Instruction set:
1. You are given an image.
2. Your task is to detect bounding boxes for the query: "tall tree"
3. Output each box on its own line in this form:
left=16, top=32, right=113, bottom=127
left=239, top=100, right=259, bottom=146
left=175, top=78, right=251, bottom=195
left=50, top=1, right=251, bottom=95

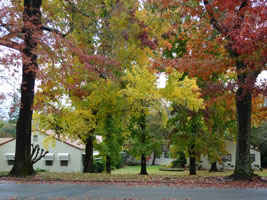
left=122, top=65, right=162, bottom=175
left=148, top=0, right=266, bottom=179
left=202, top=0, right=266, bottom=179
left=7, top=0, right=42, bottom=176
left=0, top=0, right=112, bottom=176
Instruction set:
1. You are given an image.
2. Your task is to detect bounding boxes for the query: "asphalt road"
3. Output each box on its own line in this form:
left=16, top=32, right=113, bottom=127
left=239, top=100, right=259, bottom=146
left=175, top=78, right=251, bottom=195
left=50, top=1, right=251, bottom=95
left=1, top=181, right=267, bottom=200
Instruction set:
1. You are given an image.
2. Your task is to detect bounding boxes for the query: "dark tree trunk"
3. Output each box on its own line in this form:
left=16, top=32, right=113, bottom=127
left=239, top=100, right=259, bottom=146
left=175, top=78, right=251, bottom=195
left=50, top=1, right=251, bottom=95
left=140, top=153, right=148, bottom=175
left=139, top=110, right=148, bottom=175
left=189, top=153, right=196, bottom=175
left=203, top=0, right=258, bottom=180
left=106, top=156, right=111, bottom=174
left=151, top=152, right=156, bottom=166
left=232, top=60, right=254, bottom=179
left=83, top=135, right=94, bottom=173
left=209, top=162, right=218, bottom=172
left=10, top=0, right=42, bottom=176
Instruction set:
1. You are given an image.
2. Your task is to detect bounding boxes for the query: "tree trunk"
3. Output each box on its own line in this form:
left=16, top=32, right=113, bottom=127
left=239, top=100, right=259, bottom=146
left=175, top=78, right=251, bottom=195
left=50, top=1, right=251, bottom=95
left=83, top=135, right=94, bottom=173
left=209, top=162, right=218, bottom=172
left=189, top=153, right=196, bottom=175
left=106, top=156, right=111, bottom=174
left=151, top=152, right=156, bottom=166
left=9, top=0, right=42, bottom=177
left=232, top=60, right=254, bottom=179
left=140, top=153, right=148, bottom=175
left=139, top=109, right=148, bottom=175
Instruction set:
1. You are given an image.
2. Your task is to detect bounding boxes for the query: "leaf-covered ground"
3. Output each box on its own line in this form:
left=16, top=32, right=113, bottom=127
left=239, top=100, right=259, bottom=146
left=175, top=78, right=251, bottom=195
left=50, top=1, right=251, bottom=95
left=1, top=166, right=267, bottom=189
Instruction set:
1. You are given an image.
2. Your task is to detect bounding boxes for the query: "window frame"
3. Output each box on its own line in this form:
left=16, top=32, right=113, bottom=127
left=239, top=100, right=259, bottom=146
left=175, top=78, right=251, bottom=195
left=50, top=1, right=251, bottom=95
left=45, top=160, right=53, bottom=166
left=60, top=160, right=68, bottom=166
left=222, top=154, right=232, bottom=162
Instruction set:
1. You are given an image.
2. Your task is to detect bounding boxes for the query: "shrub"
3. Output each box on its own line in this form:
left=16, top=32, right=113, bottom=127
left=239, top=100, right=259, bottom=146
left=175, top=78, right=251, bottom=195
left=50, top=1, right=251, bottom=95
left=126, top=160, right=140, bottom=166
left=36, top=168, right=48, bottom=172
left=93, top=159, right=105, bottom=173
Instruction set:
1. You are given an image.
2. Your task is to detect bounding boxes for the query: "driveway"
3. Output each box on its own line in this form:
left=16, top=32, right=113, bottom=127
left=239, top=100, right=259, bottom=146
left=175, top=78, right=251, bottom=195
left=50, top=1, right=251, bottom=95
left=1, top=181, right=267, bottom=200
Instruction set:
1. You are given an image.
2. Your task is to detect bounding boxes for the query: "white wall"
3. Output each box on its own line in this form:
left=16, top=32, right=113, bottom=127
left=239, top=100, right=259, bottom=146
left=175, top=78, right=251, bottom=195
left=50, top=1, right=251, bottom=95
left=199, top=139, right=261, bottom=170
left=146, top=139, right=261, bottom=170
left=0, top=139, right=16, bottom=172
left=0, top=133, right=84, bottom=173
left=146, top=152, right=173, bottom=166
left=32, top=133, right=84, bottom=173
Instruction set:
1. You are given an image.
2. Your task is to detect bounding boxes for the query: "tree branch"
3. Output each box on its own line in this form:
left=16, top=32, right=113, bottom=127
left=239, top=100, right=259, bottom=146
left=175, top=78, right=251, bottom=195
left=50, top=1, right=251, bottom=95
left=63, top=0, right=98, bottom=23
left=41, top=26, right=69, bottom=38
left=203, top=0, right=224, bottom=34
left=31, top=144, right=49, bottom=164
left=238, top=0, right=248, bottom=19
left=0, top=38, right=21, bottom=51
left=239, top=0, right=248, bottom=11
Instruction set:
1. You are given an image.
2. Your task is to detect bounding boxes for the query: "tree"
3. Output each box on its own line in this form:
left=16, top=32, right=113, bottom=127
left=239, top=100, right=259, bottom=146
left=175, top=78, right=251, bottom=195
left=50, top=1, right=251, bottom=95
left=147, top=109, right=170, bottom=165
left=0, top=0, right=114, bottom=176
left=148, top=0, right=266, bottom=179
left=121, top=65, right=162, bottom=175
left=162, top=70, right=204, bottom=175
left=4, top=0, right=43, bottom=176
left=202, top=0, right=266, bottom=179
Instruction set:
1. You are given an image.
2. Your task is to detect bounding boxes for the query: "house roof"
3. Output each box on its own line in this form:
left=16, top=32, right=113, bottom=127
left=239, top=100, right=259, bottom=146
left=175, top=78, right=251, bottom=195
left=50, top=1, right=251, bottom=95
left=43, top=130, right=102, bottom=150
left=0, top=138, right=15, bottom=146
left=57, top=135, right=102, bottom=150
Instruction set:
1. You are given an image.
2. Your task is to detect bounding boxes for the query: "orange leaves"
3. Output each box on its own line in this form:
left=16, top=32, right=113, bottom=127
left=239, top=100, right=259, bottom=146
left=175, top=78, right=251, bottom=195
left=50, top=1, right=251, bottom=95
left=251, top=95, right=267, bottom=127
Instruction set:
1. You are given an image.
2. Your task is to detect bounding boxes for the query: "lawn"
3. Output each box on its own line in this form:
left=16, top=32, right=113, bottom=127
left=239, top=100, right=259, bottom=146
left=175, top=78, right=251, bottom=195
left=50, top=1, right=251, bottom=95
left=1, top=166, right=266, bottom=181
left=112, top=165, right=267, bottom=177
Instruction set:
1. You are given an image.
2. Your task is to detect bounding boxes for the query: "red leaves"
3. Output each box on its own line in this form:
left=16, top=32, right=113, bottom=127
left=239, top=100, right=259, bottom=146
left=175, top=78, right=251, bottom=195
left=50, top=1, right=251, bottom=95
left=137, top=30, right=157, bottom=50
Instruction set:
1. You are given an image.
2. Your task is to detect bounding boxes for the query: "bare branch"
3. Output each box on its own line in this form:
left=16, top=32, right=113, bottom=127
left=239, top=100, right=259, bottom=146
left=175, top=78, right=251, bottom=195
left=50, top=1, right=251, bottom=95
left=31, top=144, right=49, bottom=164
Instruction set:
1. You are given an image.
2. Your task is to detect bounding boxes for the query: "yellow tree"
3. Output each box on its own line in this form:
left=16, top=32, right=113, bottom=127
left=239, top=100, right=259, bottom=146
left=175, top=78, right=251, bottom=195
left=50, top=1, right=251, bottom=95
left=122, top=66, right=203, bottom=175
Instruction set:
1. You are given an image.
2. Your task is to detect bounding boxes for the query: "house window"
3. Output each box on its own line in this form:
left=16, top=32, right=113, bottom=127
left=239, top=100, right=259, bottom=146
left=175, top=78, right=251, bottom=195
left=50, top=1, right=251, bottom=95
left=250, top=154, right=255, bottom=162
left=45, top=160, right=53, bottom=166
left=8, top=160, right=14, bottom=166
left=164, top=152, right=169, bottom=158
left=60, top=160, right=68, bottom=166
left=33, top=135, right=38, bottom=142
left=162, top=144, right=169, bottom=152
left=222, top=154, right=231, bottom=162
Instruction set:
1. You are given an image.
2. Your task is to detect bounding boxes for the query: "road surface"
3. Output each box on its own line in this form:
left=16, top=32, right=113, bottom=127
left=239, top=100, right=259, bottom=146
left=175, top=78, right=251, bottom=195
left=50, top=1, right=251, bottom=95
left=1, top=181, right=267, bottom=200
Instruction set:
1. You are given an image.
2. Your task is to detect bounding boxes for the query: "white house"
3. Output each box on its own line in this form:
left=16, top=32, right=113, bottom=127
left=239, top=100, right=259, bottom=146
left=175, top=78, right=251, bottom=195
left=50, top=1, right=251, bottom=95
left=146, top=138, right=261, bottom=170
left=200, top=138, right=261, bottom=170
left=0, top=132, right=99, bottom=173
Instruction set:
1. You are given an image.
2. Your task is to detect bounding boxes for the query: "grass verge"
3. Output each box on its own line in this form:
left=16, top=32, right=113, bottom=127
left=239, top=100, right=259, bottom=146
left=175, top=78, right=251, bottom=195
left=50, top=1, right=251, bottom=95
left=0, top=166, right=266, bottom=182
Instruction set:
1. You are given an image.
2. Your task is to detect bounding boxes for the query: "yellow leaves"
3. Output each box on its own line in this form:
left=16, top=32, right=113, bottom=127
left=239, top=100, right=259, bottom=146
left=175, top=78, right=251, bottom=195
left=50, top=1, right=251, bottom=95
left=64, top=109, right=96, bottom=139
left=122, top=65, right=161, bottom=108
left=251, top=95, right=267, bottom=127
left=162, top=70, right=204, bottom=112
left=43, top=134, right=57, bottom=150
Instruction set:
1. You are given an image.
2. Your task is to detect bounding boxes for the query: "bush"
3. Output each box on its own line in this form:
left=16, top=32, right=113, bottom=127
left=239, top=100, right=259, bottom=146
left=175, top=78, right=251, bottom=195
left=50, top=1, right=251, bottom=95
left=112, top=153, right=124, bottom=169
left=36, top=168, right=48, bottom=172
left=125, top=160, right=140, bottom=166
left=171, top=152, right=187, bottom=168
left=93, top=159, right=105, bottom=173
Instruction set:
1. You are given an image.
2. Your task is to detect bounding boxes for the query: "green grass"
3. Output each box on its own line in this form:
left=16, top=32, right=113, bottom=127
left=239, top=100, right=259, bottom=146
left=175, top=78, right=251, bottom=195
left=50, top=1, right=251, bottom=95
left=0, top=171, right=8, bottom=176
left=112, top=165, right=232, bottom=176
